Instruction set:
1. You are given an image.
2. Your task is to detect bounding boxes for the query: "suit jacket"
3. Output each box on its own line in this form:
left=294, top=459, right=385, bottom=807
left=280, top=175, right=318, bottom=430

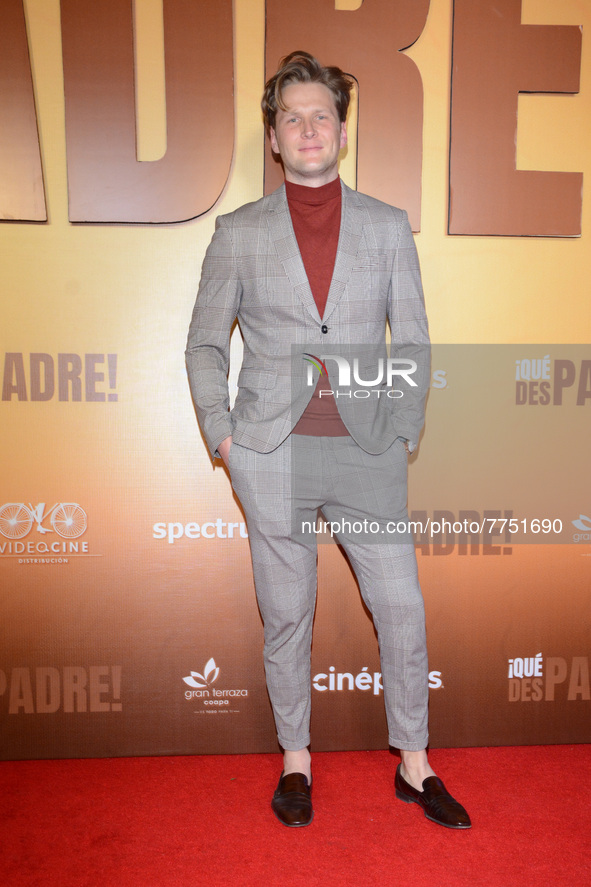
left=186, top=180, right=430, bottom=458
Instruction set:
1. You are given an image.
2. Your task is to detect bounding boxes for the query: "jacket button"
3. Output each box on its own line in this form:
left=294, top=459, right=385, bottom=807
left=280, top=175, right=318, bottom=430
left=321, top=324, right=328, bottom=334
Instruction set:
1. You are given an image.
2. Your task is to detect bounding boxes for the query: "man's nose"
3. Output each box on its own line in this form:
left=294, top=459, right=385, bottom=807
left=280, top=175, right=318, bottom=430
left=301, top=118, right=317, bottom=137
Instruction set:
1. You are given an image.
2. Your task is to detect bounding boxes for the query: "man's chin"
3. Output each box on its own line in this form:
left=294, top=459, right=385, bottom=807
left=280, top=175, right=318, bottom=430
left=290, top=162, right=337, bottom=181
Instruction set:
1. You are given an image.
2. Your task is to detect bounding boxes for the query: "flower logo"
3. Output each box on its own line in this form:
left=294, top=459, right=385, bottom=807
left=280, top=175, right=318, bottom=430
left=183, top=658, right=220, bottom=689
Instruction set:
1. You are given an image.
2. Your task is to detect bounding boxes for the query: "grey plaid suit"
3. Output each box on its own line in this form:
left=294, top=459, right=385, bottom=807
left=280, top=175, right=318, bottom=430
left=186, top=180, right=431, bottom=751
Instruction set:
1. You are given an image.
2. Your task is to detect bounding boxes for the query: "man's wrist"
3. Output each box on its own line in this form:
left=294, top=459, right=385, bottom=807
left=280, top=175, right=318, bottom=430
left=216, top=436, right=233, bottom=466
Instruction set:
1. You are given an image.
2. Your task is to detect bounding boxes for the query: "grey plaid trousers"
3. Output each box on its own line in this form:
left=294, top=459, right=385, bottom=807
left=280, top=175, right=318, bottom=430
left=228, top=433, right=429, bottom=752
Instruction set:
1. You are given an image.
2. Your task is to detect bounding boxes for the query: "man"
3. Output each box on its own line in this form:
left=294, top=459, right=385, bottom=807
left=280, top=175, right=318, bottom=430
left=186, top=51, right=470, bottom=829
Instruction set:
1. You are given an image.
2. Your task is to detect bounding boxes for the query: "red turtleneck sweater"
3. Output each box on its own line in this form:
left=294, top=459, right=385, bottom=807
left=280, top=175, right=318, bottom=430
left=286, top=178, right=349, bottom=436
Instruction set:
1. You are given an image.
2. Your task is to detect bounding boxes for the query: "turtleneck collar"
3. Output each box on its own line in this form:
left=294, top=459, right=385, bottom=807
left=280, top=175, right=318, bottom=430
left=285, top=176, right=341, bottom=205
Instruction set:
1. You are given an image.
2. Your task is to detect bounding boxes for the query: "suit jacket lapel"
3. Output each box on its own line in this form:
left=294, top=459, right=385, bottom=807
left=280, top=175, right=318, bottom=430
left=265, top=185, right=321, bottom=324
left=323, top=181, right=364, bottom=323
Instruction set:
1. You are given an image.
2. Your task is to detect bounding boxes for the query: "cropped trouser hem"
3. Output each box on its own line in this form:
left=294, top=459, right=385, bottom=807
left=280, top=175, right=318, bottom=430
left=388, top=734, right=429, bottom=752
left=277, top=735, right=312, bottom=752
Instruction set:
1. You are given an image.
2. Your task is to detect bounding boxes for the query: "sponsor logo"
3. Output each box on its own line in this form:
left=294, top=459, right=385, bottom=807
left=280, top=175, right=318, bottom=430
left=0, top=501, right=93, bottom=562
left=312, top=666, right=442, bottom=695
left=153, top=519, right=248, bottom=544
left=508, top=655, right=590, bottom=702
left=515, top=354, right=591, bottom=406
left=0, top=666, right=122, bottom=713
left=572, top=514, right=591, bottom=543
left=183, top=657, right=220, bottom=689
left=183, top=658, right=249, bottom=714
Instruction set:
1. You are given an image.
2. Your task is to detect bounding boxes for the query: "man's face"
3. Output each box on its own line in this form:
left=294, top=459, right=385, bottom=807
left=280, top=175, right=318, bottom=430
left=270, top=82, right=347, bottom=187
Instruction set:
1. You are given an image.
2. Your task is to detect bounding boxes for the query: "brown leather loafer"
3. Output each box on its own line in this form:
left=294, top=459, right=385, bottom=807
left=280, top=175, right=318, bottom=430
left=395, top=764, right=471, bottom=829
left=271, top=772, right=313, bottom=827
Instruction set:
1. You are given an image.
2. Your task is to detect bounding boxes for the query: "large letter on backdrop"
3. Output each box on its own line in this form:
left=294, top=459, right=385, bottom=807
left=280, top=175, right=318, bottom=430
left=61, top=0, right=233, bottom=223
left=265, top=0, right=429, bottom=231
left=449, top=0, right=583, bottom=236
left=0, top=0, right=46, bottom=221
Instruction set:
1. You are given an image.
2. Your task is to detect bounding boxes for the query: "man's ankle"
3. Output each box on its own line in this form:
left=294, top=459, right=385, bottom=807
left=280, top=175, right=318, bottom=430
left=283, top=748, right=312, bottom=781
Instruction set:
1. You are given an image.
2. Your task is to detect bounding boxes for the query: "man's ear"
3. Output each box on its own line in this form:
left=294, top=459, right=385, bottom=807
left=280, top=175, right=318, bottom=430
left=340, top=122, right=347, bottom=150
left=270, top=127, right=279, bottom=155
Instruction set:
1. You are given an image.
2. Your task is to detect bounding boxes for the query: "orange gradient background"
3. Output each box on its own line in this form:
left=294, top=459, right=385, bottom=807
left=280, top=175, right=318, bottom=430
left=0, top=0, right=589, bottom=759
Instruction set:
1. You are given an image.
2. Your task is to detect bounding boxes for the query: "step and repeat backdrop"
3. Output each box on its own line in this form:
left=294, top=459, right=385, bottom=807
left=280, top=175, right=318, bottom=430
left=1, top=0, right=590, bottom=760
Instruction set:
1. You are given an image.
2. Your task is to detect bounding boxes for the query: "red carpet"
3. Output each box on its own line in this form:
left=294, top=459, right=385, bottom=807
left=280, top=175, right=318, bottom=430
left=1, top=745, right=589, bottom=887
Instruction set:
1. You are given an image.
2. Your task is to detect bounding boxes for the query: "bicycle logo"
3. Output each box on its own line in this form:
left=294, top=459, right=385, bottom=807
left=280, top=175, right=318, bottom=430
left=0, top=503, right=87, bottom=540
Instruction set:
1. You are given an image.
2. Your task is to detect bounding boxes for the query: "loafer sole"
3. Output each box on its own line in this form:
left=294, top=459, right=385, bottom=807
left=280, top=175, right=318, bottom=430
left=271, top=806, right=314, bottom=828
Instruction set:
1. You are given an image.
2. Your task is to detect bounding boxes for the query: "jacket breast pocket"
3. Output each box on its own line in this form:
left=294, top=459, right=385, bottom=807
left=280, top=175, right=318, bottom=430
left=351, top=253, right=390, bottom=272
left=349, top=253, right=391, bottom=302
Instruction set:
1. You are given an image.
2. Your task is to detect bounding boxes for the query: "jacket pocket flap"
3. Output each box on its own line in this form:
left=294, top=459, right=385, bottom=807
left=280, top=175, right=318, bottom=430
left=237, top=367, right=276, bottom=390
